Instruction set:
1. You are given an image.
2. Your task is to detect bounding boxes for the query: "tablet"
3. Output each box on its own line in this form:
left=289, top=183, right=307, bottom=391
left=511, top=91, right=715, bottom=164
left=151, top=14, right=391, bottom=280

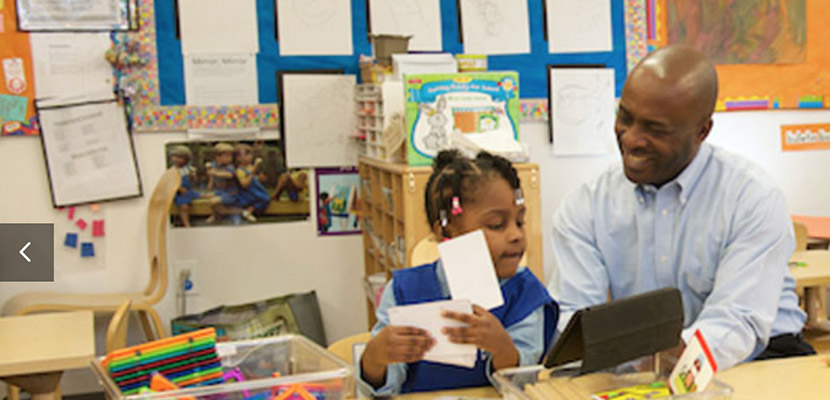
left=543, top=287, right=684, bottom=374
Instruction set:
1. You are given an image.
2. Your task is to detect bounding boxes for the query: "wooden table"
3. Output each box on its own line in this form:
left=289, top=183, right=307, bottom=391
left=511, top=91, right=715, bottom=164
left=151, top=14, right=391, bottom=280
left=0, top=311, right=95, bottom=400
left=392, top=355, right=830, bottom=400
left=718, top=355, right=830, bottom=400
left=790, top=250, right=830, bottom=331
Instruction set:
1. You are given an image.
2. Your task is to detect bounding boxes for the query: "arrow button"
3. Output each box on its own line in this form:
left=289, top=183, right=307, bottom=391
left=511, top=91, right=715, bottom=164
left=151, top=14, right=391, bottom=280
left=20, top=242, right=31, bottom=262
left=0, top=223, right=53, bottom=281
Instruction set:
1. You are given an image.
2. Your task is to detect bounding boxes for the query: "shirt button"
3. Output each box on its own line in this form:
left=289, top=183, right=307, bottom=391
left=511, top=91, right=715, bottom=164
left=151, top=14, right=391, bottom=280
left=662, top=209, right=668, bottom=216
left=638, top=197, right=644, bottom=204
left=660, top=256, right=668, bottom=263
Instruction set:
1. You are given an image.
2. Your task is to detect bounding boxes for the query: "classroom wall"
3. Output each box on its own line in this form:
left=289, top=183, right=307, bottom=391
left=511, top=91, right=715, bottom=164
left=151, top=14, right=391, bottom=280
left=0, top=110, right=828, bottom=395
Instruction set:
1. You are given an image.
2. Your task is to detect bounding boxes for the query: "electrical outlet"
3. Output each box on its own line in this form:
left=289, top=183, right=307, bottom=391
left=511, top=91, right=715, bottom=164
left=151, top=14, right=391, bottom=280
left=174, top=259, right=199, bottom=296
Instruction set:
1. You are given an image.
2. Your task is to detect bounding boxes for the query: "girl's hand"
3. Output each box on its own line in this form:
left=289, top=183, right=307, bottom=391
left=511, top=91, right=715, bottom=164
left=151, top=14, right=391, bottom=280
left=363, top=326, right=434, bottom=366
left=360, top=326, right=433, bottom=388
left=442, top=304, right=519, bottom=370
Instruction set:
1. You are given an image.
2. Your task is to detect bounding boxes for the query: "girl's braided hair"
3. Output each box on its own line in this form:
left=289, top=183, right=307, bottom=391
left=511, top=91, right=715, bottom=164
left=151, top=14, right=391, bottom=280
left=424, top=150, right=521, bottom=234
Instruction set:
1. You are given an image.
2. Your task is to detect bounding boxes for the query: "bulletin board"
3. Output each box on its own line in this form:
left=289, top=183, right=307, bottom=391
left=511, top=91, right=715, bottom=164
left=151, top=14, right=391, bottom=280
left=129, top=0, right=636, bottom=131
left=0, top=1, right=39, bottom=136
left=645, top=0, right=829, bottom=111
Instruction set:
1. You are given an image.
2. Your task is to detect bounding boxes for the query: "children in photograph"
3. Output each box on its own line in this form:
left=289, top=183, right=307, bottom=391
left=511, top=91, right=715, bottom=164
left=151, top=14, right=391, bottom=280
left=318, top=192, right=333, bottom=232
left=273, top=170, right=308, bottom=202
left=358, top=150, right=559, bottom=395
left=169, top=145, right=201, bottom=227
left=205, top=142, right=238, bottom=224
left=234, top=143, right=270, bottom=222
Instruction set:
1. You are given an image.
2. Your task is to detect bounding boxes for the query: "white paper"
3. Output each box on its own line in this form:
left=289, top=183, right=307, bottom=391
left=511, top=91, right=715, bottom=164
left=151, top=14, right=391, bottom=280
left=282, top=74, right=358, bottom=167
left=277, top=0, right=353, bottom=56
left=547, top=0, right=613, bottom=54
left=179, top=0, right=259, bottom=54
left=550, top=68, right=616, bottom=156
left=369, top=0, right=443, bottom=51
left=29, top=33, right=114, bottom=100
left=184, top=54, right=259, bottom=106
left=388, top=299, right=477, bottom=368
left=438, top=230, right=504, bottom=310
left=17, top=0, right=128, bottom=30
left=38, top=100, right=141, bottom=206
left=459, top=0, right=530, bottom=55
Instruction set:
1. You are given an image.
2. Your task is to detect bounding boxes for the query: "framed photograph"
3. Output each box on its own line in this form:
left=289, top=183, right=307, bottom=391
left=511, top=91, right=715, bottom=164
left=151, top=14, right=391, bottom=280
left=165, top=140, right=311, bottom=228
left=16, top=0, right=133, bottom=31
left=37, top=98, right=142, bottom=207
left=315, top=167, right=360, bottom=236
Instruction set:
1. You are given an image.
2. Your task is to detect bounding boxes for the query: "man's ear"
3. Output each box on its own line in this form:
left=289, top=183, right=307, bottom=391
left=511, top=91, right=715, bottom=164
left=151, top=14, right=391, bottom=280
left=698, top=118, right=713, bottom=143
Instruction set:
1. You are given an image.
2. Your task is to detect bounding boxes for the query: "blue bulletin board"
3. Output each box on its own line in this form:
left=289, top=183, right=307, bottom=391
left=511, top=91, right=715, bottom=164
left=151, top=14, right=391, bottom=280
left=139, top=0, right=630, bottom=130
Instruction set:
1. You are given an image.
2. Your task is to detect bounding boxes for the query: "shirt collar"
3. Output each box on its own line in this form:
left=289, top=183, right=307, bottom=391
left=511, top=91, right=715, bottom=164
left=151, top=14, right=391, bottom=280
left=633, top=142, right=712, bottom=205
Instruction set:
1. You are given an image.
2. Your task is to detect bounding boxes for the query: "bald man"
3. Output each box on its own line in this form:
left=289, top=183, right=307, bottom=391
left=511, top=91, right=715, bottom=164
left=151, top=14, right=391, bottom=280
left=549, top=46, right=813, bottom=370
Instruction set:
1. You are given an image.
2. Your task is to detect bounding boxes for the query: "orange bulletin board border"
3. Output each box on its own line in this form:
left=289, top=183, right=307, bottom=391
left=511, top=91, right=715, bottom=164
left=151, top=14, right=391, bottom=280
left=647, top=0, right=829, bottom=112
left=0, top=0, right=39, bottom=135
left=780, top=123, right=830, bottom=152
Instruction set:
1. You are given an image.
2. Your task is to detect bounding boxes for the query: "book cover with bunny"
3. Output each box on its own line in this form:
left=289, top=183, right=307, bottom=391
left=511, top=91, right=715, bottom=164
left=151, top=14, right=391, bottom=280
left=404, top=72, right=520, bottom=166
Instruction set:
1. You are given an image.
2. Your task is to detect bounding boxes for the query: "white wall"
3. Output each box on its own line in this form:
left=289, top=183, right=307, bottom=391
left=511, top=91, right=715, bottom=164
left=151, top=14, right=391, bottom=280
left=0, top=110, right=828, bottom=395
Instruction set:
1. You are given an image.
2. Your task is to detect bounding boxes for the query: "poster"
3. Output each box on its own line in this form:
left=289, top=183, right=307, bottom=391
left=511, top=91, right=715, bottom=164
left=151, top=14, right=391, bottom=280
left=404, top=72, right=520, bottom=166
left=165, top=140, right=310, bottom=228
left=315, top=167, right=360, bottom=236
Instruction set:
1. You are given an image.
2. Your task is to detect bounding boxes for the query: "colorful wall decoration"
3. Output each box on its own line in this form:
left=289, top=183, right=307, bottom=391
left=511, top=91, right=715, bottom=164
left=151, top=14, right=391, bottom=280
left=645, top=0, right=828, bottom=111
left=0, top=1, right=39, bottom=136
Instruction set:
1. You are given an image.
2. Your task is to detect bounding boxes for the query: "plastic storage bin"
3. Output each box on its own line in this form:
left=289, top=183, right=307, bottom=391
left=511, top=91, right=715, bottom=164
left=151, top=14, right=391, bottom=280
left=91, top=335, right=352, bottom=400
left=494, top=355, right=732, bottom=400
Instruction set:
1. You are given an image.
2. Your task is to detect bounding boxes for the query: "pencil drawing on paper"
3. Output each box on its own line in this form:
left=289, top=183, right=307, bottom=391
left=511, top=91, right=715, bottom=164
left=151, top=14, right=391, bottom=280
left=554, top=73, right=612, bottom=135
left=469, top=0, right=503, bottom=36
left=292, top=79, right=353, bottom=149
left=289, top=0, right=336, bottom=27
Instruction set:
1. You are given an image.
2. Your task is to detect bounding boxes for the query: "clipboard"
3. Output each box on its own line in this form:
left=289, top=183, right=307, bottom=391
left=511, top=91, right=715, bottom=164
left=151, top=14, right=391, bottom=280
left=543, top=287, right=684, bottom=374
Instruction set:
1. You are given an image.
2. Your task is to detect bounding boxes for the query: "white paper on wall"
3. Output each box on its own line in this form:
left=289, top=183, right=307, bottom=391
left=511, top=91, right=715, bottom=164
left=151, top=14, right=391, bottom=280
left=277, top=0, right=353, bottom=56
left=459, top=0, right=530, bottom=55
left=550, top=68, right=616, bottom=156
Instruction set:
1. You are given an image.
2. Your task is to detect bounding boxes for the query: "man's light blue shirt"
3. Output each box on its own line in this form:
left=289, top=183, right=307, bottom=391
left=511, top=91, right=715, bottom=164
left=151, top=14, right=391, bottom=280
left=549, top=143, right=806, bottom=370
left=357, top=261, right=545, bottom=396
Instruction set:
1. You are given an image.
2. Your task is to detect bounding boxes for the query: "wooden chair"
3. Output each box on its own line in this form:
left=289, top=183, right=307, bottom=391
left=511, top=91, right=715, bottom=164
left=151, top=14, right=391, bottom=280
left=2, top=167, right=180, bottom=340
left=794, top=220, right=809, bottom=252
left=327, top=332, right=372, bottom=365
left=327, top=332, right=372, bottom=398
left=106, top=300, right=132, bottom=353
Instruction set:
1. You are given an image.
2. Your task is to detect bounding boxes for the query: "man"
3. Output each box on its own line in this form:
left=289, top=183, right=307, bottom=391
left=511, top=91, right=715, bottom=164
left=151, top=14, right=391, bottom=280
left=549, top=45, right=813, bottom=370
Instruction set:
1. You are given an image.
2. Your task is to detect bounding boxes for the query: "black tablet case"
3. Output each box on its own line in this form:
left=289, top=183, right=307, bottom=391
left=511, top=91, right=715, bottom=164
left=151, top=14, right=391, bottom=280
left=543, top=287, right=684, bottom=374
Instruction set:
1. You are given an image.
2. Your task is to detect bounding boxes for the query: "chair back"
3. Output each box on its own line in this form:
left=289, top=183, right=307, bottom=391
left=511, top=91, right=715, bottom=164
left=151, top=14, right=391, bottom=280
left=106, top=300, right=132, bottom=353
left=143, top=167, right=181, bottom=303
left=327, top=332, right=372, bottom=365
left=794, top=220, right=808, bottom=252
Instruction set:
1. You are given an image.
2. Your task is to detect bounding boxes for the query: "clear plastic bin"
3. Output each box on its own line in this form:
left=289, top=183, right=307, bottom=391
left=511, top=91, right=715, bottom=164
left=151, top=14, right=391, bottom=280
left=91, top=335, right=352, bottom=400
left=494, top=355, right=732, bottom=400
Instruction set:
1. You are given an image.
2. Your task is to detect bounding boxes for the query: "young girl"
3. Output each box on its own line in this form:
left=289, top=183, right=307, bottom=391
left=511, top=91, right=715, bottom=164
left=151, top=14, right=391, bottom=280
left=359, top=150, right=559, bottom=395
left=205, top=142, right=238, bottom=224
left=234, top=144, right=270, bottom=222
left=169, top=145, right=201, bottom=227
